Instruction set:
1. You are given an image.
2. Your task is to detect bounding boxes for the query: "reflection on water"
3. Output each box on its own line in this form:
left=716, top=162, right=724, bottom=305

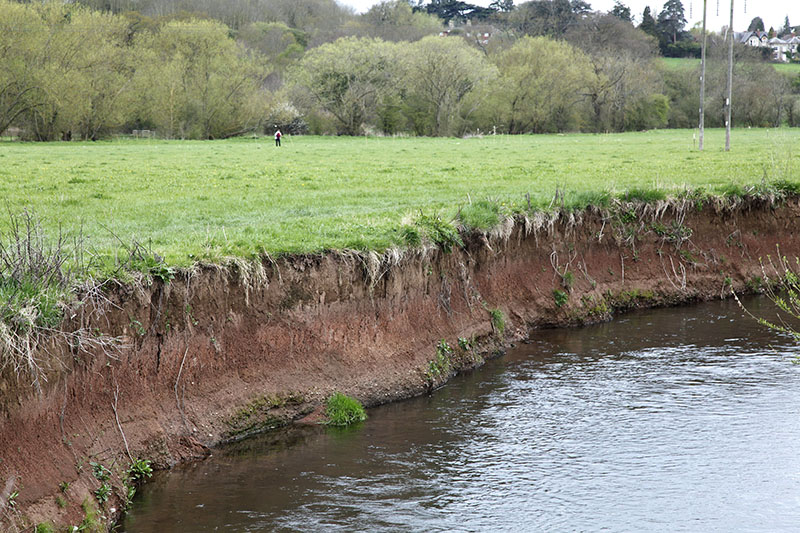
left=123, top=297, right=800, bottom=532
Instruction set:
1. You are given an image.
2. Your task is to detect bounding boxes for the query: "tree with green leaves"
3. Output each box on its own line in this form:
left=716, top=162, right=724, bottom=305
left=657, top=0, right=687, bottom=45
left=639, top=6, right=658, bottom=38
left=568, top=13, right=665, bottom=132
left=610, top=1, right=632, bottom=23
left=401, top=35, right=495, bottom=136
left=292, top=37, right=399, bottom=135
left=490, top=36, right=594, bottom=133
left=747, top=16, right=764, bottom=32
left=0, top=0, right=49, bottom=136
left=420, top=0, right=494, bottom=24
left=489, top=0, right=514, bottom=12
left=509, top=0, right=590, bottom=37
left=133, top=19, right=267, bottom=139
left=360, top=0, right=442, bottom=42
left=781, top=16, right=792, bottom=36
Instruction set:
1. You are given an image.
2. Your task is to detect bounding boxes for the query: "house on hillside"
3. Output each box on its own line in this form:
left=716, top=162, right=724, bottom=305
left=738, top=30, right=769, bottom=47
left=736, top=31, right=799, bottom=62
left=439, top=25, right=493, bottom=45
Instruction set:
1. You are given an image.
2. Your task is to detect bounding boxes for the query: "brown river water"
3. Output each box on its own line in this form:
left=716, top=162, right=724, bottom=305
left=122, top=296, right=800, bottom=532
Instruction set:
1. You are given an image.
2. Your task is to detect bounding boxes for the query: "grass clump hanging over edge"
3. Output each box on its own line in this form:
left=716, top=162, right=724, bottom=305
left=458, top=200, right=502, bottom=232
left=324, top=392, right=367, bottom=426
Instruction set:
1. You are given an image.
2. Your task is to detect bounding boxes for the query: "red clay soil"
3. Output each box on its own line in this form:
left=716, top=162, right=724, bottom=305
left=2, top=198, right=800, bottom=530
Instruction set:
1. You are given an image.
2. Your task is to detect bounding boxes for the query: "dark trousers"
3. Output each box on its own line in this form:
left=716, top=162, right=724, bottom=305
left=275, top=138, right=281, bottom=146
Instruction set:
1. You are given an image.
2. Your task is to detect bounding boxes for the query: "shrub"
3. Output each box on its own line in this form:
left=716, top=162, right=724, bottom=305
left=324, top=392, right=367, bottom=426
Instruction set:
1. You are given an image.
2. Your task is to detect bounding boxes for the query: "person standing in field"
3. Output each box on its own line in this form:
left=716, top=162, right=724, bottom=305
left=274, top=129, right=281, bottom=147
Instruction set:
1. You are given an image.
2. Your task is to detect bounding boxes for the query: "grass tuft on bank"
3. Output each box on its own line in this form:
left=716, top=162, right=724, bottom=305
left=324, top=392, right=367, bottom=426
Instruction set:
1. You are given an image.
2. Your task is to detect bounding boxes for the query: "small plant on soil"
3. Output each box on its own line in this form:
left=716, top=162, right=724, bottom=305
left=35, top=522, right=54, bottom=533
left=90, top=462, right=110, bottom=482
left=553, top=289, right=568, bottom=308
left=7, top=489, right=18, bottom=509
left=562, top=270, right=574, bottom=291
left=126, top=458, right=153, bottom=483
left=76, top=498, right=104, bottom=533
left=458, top=337, right=471, bottom=351
left=94, top=482, right=111, bottom=505
left=122, top=458, right=153, bottom=504
left=489, top=308, right=505, bottom=337
left=324, top=392, right=367, bottom=426
left=428, top=340, right=453, bottom=379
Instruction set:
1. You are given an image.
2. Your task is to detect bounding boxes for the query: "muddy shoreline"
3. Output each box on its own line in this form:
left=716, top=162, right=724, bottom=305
left=3, top=197, right=800, bottom=530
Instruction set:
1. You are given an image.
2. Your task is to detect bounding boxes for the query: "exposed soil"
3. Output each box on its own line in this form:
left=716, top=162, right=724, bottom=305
left=2, top=197, right=800, bottom=530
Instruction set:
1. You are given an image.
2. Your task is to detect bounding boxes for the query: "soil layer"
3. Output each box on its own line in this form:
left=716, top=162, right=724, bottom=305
left=2, top=197, right=800, bottom=530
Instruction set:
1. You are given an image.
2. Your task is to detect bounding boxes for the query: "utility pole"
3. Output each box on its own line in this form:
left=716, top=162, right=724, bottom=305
left=725, top=0, right=734, bottom=151
left=699, top=0, right=708, bottom=151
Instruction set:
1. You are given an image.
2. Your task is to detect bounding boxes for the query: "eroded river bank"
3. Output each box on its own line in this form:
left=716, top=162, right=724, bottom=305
left=122, top=296, right=800, bottom=532
left=4, top=196, right=800, bottom=529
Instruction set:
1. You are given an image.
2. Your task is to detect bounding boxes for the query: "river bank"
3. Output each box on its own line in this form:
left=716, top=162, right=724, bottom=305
left=3, top=194, right=800, bottom=530
left=121, top=296, right=800, bottom=532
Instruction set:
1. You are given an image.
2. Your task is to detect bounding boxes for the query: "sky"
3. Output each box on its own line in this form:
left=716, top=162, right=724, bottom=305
left=339, top=0, right=800, bottom=34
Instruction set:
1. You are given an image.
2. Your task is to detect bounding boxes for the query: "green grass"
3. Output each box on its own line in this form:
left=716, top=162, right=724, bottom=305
left=0, top=129, right=798, bottom=266
left=773, top=62, right=800, bottom=74
left=661, top=57, right=701, bottom=71
left=324, top=392, right=367, bottom=426
left=661, top=57, right=800, bottom=75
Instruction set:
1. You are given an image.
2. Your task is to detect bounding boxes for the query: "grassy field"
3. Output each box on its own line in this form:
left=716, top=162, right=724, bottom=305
left=0, top=129, right=798, bottom=266
left=661, top=57, right=800, bottom=75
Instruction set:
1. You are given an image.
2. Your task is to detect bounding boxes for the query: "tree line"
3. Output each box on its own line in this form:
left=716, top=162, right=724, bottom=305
left=0, top=0, right=797, bottom=140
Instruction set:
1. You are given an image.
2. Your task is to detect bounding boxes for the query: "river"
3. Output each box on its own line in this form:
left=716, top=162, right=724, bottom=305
left=122, top=296, right=800, bottom=532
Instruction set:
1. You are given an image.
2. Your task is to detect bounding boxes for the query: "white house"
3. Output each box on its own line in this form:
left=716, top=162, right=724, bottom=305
left=736, top=31, right=798, bottom=62
left=738, top=30, right=769, bottom=47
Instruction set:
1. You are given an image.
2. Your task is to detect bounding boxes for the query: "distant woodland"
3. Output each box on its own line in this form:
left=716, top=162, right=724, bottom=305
left=1, top=0, right=798, bottom=139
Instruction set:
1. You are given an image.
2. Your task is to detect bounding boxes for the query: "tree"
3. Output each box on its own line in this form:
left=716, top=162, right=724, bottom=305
left=781, top=16, right=792, bottom=36
left=610, top=1, right=632, bottom=23
left=292, top=37, right=399, bottom=135
left=134, top=19, right=267, bottom=139
left=639, top=6, right=658, bottom=38
left=747, top=16, right=764, bottom=32
left=421, top=0, right=494, bottom=24
left=657, top=0, right=687, bottom=45
left=489, top=0, right=514, bottom=12
left=401, top=35, right=495, bottom=136
left=567, top=13, right=665, bottom=132
left=238, top=22, right=306, bottom=69
left=509, top=0, right=590, bottom=37
left=359, top=0, right=442, bottom=42
left=15, top=3, right=139, bottom=140
left=490, top=36, right=594, bottom=133
left=0, top=0, right=49, bottom=135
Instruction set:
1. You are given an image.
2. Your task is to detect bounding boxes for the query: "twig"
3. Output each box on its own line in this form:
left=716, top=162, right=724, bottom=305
left=175, top=345, right=190, bottom=432
left=112, top=375, right=133, bottom=462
